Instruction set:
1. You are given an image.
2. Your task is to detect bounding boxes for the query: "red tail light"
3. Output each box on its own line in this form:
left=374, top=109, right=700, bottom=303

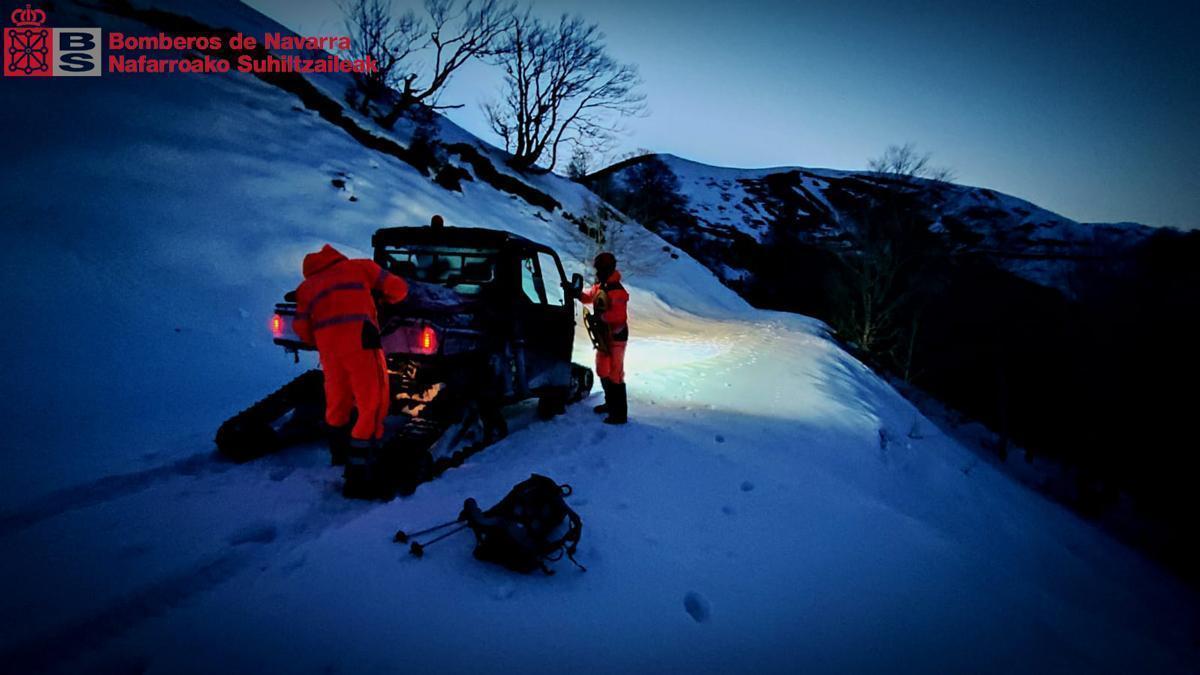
left=417, top=325, right=438, bottom=354
left=271, top=314, right=283, bottom=337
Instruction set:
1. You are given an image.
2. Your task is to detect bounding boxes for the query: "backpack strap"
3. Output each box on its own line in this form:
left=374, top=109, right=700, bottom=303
left=562, top=507, right=586, bottom=572
left=556, top=483, right=587, bottom=572
left=534, top=483, right=587, bottom=572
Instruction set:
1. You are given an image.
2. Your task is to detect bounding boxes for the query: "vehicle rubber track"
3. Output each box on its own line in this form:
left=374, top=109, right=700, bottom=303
left=342, top=401, right=503, bottom=500
left=345, top=364, right=593, bottom=500
left=215, top=370, right=325, bottom=462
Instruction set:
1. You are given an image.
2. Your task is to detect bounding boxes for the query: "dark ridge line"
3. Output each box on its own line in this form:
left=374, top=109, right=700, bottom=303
left=91, top=0, right=432, bottom=169
left=444, top=143, right=561, bottom=212
left=584, top=152, right=658, bottom=181
left=91, top=0, right=561, bottom=213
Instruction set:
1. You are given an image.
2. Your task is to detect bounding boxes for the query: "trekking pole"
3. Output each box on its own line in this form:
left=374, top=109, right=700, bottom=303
left=408, top=523, right=470, bottom=558
left=393, top=518, right=463, bottom=544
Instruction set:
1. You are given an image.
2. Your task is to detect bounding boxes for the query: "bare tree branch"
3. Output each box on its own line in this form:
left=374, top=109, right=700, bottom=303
left=339, top=0, right=424, bottom=113
left=342, top=0, right=514, bottom=124
left=484, top=12, right=645, bottom=172
left=868, top=142, right=957, bottom=186
left=407, top=0, right=515, bottom=106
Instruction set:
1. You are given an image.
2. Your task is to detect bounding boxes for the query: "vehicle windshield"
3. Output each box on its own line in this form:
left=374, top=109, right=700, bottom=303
left=380, top=246, right=498, bottom=295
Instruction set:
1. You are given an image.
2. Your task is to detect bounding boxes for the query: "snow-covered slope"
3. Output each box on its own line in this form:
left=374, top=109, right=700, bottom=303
left=0, top=1, right=1196, bottom=672
left=594, top=154, right=1157, bottom=293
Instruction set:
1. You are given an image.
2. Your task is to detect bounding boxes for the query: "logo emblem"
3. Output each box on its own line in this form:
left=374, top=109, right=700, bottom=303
left=5, top=4, right=50, bottom=76
left=4, top=4, right=101, bottom=77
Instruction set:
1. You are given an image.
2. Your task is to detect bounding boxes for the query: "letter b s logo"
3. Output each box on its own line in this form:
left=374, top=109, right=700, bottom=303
left=53, top=28, right=101, bottom=76
left=60, top=31, right=94, bottom=51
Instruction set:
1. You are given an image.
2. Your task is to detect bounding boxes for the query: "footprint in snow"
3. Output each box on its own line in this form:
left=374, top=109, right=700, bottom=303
left=228, top=522, right=278, bottom=546
left=683, top=592, right=711, bottom=623
left=740, top=480, right=755, bottom=492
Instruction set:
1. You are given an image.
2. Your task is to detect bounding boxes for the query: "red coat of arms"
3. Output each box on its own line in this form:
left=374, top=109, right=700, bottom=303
left=4, top=4, right=51, bottom=77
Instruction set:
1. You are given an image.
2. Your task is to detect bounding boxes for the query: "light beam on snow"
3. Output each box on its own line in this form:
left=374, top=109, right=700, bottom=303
left=575, top=306, right=872, bottom=429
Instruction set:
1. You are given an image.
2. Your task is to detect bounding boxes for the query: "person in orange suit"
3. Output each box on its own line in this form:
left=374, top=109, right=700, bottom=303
left=293, top=244, right=408, bottom=458
left=578, top=251, right=629, bottom=424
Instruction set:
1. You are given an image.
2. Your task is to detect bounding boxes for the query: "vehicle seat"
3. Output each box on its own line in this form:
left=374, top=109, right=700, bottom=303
left=393, top=260, right=417, bottom=278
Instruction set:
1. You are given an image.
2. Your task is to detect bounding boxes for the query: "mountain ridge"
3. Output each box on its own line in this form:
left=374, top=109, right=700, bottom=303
left=587, top=152, right=1161, bottom=295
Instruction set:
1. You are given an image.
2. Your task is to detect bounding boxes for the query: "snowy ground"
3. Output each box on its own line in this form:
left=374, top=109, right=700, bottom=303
left=0, top=1, right=1197, bottom=672
left=3, top=307, right=1196, bottom=673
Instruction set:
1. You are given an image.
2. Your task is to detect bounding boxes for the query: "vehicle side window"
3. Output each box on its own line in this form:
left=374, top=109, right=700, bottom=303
left=520, top=255, right=546, bottom=304
left=537, top=252, right=566, bottom=306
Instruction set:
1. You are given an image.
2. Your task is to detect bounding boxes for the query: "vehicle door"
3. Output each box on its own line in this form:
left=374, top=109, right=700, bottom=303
left=511, top=246, right=573, bottom=394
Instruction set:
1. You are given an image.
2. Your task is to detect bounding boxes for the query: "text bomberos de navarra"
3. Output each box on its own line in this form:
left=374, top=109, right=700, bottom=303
left=107, top=32, right=378, bottom=74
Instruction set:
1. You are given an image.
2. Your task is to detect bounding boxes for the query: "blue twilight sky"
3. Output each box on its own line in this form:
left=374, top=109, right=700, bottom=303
left=245, top=0, right=1199, bottom=229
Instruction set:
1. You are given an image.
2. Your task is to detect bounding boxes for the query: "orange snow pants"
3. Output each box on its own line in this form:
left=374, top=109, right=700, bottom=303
left=596, top=341, right=627, bottom=384
left=321, top=347, right=390, bottom=441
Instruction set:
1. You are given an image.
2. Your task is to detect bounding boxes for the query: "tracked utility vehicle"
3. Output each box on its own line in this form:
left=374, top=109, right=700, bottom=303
left=216, top=221, right=593, bottom=498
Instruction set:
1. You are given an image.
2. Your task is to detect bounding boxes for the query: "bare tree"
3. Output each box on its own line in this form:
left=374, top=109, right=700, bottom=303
left=484, top=13, right=645, bottom=171
left=576, top=198, right=646, bottom=279
left=832, top=144, right=951, bottom=378
left=834, top=230, right=914, bottom=355
left=592, top=154, right=685, bottom=228
left=342, top=0, right=514, bottom=122
left=566, top=145, right=591, bottom=180
left=383, top=0, right=515, bottom=123
left=868, top=142, right=956, bottom=185
left=340, top=0, right=424, bottom=113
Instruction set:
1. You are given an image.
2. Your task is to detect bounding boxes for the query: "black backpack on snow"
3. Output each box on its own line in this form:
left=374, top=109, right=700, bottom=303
left=460, top=474, right=585, bottom=575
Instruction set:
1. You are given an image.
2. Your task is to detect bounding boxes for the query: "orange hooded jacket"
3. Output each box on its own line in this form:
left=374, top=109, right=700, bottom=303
left=579, top=270, right=629, bottom=341
left=293, top=245, right=408, bottom=354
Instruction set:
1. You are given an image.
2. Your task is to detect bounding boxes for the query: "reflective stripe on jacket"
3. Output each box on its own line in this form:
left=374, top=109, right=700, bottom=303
left=293, top=244, right=408, bottom=354
left=579, top=270, right=629, bottom=342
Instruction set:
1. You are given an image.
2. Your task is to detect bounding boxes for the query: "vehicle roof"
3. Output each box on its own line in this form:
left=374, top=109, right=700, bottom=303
left=372, top=225, right=541, bottom=250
